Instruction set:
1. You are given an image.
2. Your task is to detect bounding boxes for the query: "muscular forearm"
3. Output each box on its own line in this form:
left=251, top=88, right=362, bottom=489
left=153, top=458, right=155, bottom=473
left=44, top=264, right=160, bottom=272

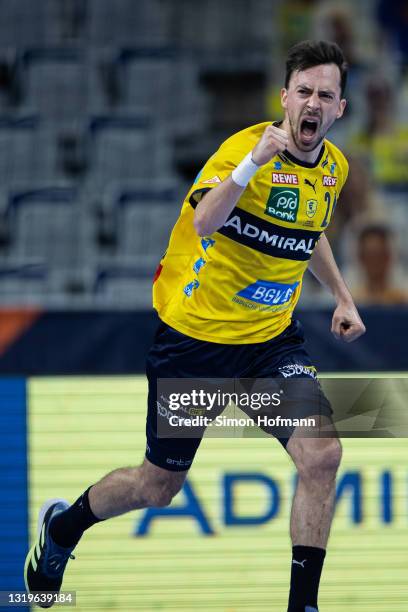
left=309, top=233, right=353, bottom=304
left=193, top=176, right=245, bottom=237
left=309, top=233, right=365, bottom=341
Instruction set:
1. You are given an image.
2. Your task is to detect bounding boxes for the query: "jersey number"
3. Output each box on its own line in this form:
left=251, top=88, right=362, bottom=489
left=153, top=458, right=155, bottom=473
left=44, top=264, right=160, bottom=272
left=321, top=191, right=337, bottom=228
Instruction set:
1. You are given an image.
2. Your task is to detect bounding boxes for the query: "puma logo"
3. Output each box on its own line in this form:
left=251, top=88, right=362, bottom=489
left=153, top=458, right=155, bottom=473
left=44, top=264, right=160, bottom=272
left=304, top=178, right=317, bottom=193
left=292, top=558, right=307, bottom=568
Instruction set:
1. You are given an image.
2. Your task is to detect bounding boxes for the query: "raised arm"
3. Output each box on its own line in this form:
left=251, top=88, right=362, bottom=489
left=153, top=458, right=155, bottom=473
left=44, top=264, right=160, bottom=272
left=193, top=125, right=288, bottom=236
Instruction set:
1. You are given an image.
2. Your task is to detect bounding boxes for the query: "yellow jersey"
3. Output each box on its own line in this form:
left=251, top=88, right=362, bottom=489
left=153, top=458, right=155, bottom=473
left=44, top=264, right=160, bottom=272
left=153, top=121, right=349, bottom=344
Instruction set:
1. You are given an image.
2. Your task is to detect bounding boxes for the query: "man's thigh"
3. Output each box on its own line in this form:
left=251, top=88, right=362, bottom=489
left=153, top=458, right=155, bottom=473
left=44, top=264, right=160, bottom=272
left=243, top=320, right=333, bottom=447
left=144, top=320, right=246, bottom=472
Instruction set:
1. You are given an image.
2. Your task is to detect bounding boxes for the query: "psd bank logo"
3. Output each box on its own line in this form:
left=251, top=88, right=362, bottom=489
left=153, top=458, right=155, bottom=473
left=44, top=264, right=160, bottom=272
left=265, top=187, right=300, bottom=223
left=135, top=470, right=399, bottom=536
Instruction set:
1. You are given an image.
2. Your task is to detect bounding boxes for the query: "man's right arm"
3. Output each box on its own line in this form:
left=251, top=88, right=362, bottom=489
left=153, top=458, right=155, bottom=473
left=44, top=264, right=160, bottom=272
left=193, top=176, right=245, bottom=237
left=193, top=124, right=289, bottom=237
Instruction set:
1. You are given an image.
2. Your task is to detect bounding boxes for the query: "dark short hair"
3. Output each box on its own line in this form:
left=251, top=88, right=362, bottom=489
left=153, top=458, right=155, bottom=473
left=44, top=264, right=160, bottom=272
left=285, top=40, right=348, bottom=96
left=359, top=224, right=393, bottom=243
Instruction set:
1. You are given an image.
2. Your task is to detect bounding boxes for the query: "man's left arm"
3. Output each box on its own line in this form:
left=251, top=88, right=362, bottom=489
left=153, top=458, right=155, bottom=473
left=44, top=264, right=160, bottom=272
left=309, top=233, right=366, bottom=342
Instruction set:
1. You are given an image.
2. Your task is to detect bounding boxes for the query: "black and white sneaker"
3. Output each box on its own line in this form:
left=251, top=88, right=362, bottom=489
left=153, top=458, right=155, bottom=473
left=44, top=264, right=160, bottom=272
left=24, top=499, right=76, bottom=608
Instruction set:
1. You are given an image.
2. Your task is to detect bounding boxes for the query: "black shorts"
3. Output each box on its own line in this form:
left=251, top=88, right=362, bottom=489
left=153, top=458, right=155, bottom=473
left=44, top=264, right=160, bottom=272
left=145, top=319, right=332, bottom=471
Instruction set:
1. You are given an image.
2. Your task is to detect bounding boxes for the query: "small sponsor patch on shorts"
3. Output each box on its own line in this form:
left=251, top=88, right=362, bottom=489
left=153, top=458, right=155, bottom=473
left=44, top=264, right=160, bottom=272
left=166, top=457, right=193, bottom=467
left=278, top=364, right=317, bottom=378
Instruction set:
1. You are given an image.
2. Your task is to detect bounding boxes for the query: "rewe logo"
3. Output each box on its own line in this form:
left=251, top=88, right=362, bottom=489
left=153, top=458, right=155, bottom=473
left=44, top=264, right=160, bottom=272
left=265, top=187, right=300, bottom=223
left=323, top=175, right=337, bottom=186
left=272, top=172, right=299, bottom=185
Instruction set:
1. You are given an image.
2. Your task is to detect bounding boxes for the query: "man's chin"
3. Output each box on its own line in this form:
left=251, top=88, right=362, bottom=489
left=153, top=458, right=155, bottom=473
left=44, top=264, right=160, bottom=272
left=296, top=134, right=323, bottom=152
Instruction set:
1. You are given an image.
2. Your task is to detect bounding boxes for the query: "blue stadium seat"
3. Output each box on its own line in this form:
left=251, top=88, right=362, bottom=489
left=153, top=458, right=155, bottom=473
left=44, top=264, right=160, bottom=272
left=86, top=115, right=171, bottom=185
left=90, top=184, right=182, bottom=306
left=0, top=0, right=61, bottom=46
left=88, top=0, right=171, bottom=46
left=114, top=47, right=176, bottom=108
left=108, top=48, right=204, bottom=134
left=0, top=262, right=48, bottom=300
left=0, top=115, right=56, bottom=184
left=93, top=263, right=154, bottom=306
left=20, top=48, right=87, bottom=119
left=172, top=0, right=274, bottom=52
left=5, top=186, right=83, bottom=267
left=113, top=184, right=180, bottom=261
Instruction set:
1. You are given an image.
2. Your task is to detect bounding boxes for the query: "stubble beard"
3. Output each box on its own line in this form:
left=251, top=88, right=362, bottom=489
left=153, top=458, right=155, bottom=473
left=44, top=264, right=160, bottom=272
left=287, top=112, right=325, bottom=153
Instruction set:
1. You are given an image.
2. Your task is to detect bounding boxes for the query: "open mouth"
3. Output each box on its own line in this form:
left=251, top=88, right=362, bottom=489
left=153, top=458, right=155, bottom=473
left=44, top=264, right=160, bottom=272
left=300, top=117, right=319, bottom=141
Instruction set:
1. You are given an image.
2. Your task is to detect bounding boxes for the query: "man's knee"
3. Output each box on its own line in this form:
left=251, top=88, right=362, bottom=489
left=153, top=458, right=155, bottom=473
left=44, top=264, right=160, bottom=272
left=138, top=461, right=186, bottom=508
left=291, top=437, right=342, bottom=482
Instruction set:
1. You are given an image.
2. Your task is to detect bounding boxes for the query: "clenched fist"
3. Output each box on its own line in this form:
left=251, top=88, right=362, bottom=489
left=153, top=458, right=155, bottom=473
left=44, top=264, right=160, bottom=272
left=331, top=301, right=366, bottom=343
left=252, top=124, right=289, bottom=166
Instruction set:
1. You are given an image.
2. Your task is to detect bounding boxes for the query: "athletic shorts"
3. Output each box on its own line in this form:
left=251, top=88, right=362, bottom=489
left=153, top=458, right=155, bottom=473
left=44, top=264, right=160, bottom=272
left=145, top=318, right=332, bottom=471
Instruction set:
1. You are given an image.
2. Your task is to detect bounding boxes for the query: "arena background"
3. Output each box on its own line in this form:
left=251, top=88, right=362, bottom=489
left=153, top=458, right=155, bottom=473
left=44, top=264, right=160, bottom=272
left=0, top=1, right=407, bottom=611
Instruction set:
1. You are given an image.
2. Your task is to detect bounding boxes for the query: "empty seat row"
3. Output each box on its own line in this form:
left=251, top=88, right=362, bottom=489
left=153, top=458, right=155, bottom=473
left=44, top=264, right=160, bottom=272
left=0, top=114, right=172, bottom=183
left=172, top=0, right=275, bottom=52
left=0, top=183, right=181, bottom=267
left=0, top=0, right=74, bottom=46
left=0, top=47, right=204, bottom=127
left=86, top=0, right=172, bottom=46
left=0, top=0, right=273, bottom=48
left=0, top=0, right=170, bottom=46
left=0, top=260, right=156, bottom=307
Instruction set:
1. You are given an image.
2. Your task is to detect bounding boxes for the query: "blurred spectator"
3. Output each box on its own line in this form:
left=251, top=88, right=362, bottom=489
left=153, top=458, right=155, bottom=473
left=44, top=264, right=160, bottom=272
left=301, top=158, right=384, bottom=306
left=348, top=74, right=408, bottom=187
left=266, top=0, right=318, bottom=121
left=349, top=224, right=408, bottom=305
left=315, top=4, right=361, bottom=69
left=325, top=156, right=384, bottom=259
left=278, top=0, right=319, bottom=51
left=376, top=0, right=408, bottom=74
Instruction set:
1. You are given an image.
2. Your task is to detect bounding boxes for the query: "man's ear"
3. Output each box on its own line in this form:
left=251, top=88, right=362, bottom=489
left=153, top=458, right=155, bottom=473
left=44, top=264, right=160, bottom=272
left=281, top=88, right=288, bottom=109
left=337, top=98, right=347, bottom=119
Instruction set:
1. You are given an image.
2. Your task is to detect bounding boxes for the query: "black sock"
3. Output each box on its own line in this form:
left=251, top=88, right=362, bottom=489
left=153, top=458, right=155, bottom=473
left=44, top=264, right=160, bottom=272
left=49, top=486, right=103, bottom=548
left=287, top=545, right=326, bottom=612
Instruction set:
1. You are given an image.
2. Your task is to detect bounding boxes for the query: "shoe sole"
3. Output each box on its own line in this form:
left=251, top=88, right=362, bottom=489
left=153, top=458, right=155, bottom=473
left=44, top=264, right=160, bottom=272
left=24, top=498, right=69, bottom=596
